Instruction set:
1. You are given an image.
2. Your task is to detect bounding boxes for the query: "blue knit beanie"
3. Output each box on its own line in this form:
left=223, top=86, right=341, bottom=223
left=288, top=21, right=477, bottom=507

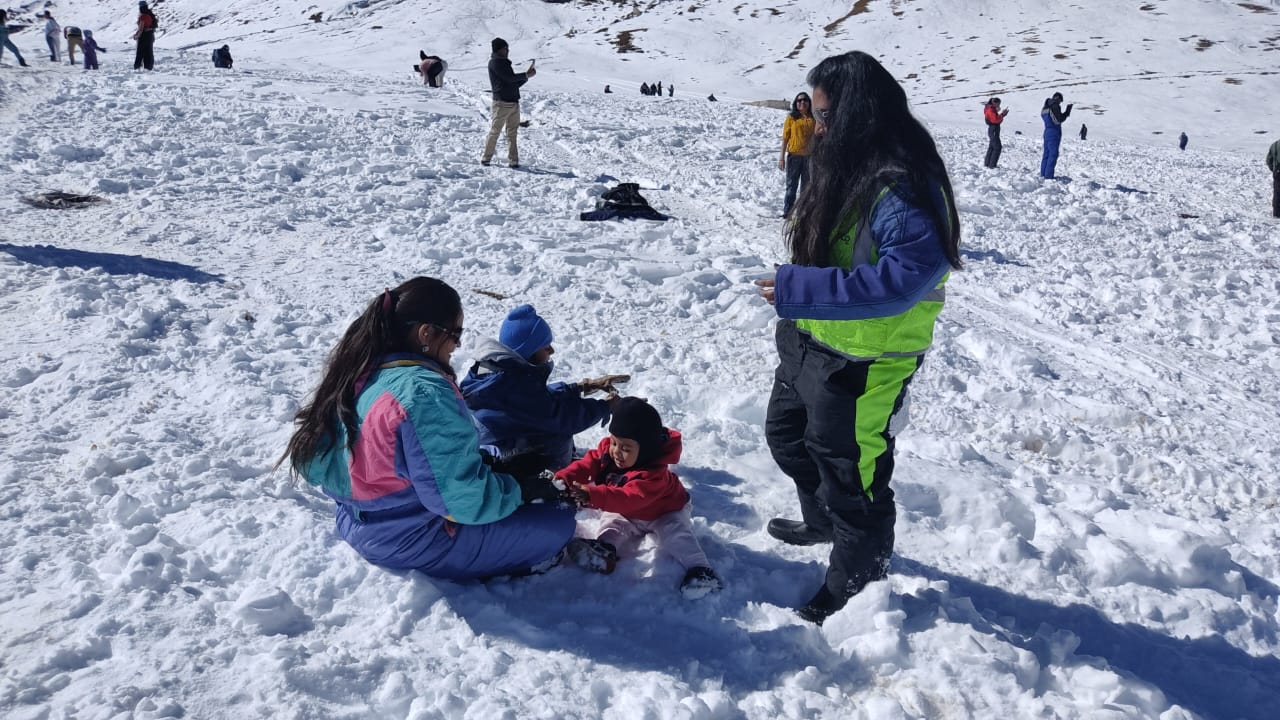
left=499, top=304, right=553, bottom=360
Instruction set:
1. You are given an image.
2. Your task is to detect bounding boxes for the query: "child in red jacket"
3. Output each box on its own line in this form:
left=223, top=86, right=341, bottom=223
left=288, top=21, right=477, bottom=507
left=559, top=397, right=722, bottom=597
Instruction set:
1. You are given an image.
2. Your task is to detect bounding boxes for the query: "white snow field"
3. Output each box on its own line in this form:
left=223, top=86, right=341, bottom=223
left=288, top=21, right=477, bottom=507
left=1, top=1, right=1278, bottom=718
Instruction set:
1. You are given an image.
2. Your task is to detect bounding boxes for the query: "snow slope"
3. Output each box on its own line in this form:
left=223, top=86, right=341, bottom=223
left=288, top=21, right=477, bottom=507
left=1, top=1, right=1278, bottom=719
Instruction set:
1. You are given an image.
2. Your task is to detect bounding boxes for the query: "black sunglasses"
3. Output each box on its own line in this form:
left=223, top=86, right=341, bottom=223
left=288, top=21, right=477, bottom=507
left=430, top=323, right=464, bottom=344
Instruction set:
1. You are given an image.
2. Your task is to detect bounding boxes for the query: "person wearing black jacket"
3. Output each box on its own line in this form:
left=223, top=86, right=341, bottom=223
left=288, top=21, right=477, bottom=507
left=212, top=44, right=232, bottom=69
left=481, top=37, right=534, bottom=169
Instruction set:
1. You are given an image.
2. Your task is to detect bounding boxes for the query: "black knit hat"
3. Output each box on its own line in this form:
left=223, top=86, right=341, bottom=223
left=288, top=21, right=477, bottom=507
left=491, top=37, right=508, bottom=54
left=608, top=397, right=667, bottom=463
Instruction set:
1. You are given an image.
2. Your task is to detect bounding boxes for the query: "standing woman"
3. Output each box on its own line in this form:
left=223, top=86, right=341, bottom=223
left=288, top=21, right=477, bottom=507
left=982, top=97, right=1009, bottom=169
left=779, top=92, right=816, bottom=218
left=42, top=12, right=60, bottom=63
left=756, top=51, right=962, bottom=625
left=133, top=1, right=157, bottom=71
left=282, top=277, right=594, bottom=581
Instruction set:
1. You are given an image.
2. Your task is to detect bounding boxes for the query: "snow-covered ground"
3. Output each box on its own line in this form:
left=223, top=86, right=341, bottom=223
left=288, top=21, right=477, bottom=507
left=2, top=1, right=1278, bottom=718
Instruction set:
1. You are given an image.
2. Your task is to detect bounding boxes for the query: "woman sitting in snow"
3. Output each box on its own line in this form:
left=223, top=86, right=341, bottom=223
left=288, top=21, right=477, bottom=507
left=281, top=278, right=615, bottom=581
left=558, top=397, right=722, bottom=597
left=461, top=304, right=627, bottom=474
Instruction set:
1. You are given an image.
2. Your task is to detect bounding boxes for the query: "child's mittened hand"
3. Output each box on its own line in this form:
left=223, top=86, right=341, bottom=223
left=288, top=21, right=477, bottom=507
left=567, top=484, right=591, bottom=508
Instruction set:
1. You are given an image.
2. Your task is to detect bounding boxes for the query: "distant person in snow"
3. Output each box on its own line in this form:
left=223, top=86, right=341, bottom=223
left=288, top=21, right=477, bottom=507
left=755, top=51, right=962, bottom=626
left=212, top=45, right=232, bottom=69
left=42, top=12, right=60, bottom=62
left=982, top=97, right=1008, bottom=169
left=1179, top=132, right=1188, bottom=151
left=640, top=82, right=650, bottom=95
left=133, top=1, right=158, bottom=71
left=779, top=91, right=815, bottom=218
left=1267, top=138, right=1280, bottom=218
left=707, top=93, right=717, bottom=102
left=557, top=397, right=723, bottom=597
left=1039, top=91, right=1072, bottom=178
left=82, top=30, right=106, bottom=70
left=657, top=81, right=663, bottom=96
left=604, top=84, right=612, bottom=93
left=0, top=10, right=31, bottom=67
left=668, top=83, right=674, bottom=97
left=460, top=303, right=626, bottom=474
left=481, top=37, right=534, bottom=169
left=1079, top=123, right=1087, bottom=141
left=282, top=277, right=617, bottom=581
left=418, top=51, right=446, bottom=87
left=64, top=24, right=83, bottom=66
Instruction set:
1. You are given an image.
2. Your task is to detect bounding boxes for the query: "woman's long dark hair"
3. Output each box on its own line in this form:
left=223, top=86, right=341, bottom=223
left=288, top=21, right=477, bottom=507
left=788, top=91, right=812, bottom=120
left=787, top=51, right=961, bottom=270
left=281, top=276, right=462, bottom=474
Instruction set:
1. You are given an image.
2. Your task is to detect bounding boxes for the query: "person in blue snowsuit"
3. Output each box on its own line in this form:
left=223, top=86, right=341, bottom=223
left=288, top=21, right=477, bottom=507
left=461, top=304, right=626, bottom=473
left=281, top=278, right=616, bottom=581
left=1040, top=92, right=1072, bottom=179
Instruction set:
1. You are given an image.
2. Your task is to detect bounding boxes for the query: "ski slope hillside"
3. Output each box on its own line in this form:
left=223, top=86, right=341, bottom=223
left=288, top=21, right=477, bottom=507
left=1, top=2, right=1279, bottom=719
left=1, top=0, right=1277, bottom=149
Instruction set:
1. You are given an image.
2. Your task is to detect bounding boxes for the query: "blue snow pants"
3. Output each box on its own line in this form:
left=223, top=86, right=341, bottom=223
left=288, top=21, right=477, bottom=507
left=334, top=501, right=576, bottom=581
left=1041, top=126, right=1062, bottom=179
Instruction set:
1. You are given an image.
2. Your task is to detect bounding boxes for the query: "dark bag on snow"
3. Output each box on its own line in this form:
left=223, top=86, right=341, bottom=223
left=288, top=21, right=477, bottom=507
left=580, top=182, right=668, bottom=221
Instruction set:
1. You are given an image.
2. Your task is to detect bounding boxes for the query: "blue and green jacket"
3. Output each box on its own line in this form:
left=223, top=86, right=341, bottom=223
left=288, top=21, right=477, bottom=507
left=773, top=182, right=952, bottom=359
left=301, top=354, right=522, bottom=525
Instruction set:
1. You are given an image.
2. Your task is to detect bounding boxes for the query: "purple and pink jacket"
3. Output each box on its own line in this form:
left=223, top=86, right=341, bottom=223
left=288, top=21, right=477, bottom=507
left=303, top=354, right=522, bottom=523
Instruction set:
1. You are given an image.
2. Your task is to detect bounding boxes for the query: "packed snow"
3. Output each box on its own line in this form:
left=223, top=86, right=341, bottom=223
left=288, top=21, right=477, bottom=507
left=2, top=1, right=1278, bottom=718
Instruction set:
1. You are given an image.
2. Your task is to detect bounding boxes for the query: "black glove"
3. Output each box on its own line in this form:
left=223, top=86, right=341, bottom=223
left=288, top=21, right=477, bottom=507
left=491, top=452, right=550, bottom=481
left=516, top=469, right=566, bottom=504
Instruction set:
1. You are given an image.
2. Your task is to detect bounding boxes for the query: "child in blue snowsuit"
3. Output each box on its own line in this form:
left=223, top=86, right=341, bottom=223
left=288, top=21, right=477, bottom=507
left=82, top=30, right=105, bottom=70
left=1040, top=92, right=1072, bottom=179
left=461, top=304, right=627, bottom=473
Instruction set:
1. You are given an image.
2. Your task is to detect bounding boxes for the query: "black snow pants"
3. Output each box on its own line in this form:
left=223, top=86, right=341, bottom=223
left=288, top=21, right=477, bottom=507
left=134, top=31, right=154, bottom=70
left=765, top=320, right=916, bottom=600
left=984, top=124, right=1003, bottom=168
left=1273, top=171, right=1279, bottom=218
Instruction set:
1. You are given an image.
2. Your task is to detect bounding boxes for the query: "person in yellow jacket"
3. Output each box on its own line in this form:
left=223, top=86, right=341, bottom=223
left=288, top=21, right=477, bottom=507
left=779, top=92, right=815, bottom=218
left=757, top=52, right=962, bottom=625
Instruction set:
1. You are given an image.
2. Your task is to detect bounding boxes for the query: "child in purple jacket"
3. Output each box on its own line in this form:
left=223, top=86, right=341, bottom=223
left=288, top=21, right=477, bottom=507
left=82, top=29, right=105, bottom=70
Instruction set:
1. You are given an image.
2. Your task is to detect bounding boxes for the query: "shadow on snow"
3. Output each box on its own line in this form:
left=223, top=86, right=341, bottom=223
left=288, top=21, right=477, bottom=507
left=0, top=243, right=225, bottom=283
left=898, top=558, right=1280, bottom=720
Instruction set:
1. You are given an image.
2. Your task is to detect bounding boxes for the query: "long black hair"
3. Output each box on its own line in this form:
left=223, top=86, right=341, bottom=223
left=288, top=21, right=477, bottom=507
left=282, top=277, right=462, bottom=473
left=788, top=91, right=812, bottom=120
left=786, top=51, right=961, bottom=270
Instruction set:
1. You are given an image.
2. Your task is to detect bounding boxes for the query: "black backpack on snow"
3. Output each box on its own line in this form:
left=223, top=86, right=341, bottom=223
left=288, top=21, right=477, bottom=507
left=580, top=183, right=669, bottom=222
